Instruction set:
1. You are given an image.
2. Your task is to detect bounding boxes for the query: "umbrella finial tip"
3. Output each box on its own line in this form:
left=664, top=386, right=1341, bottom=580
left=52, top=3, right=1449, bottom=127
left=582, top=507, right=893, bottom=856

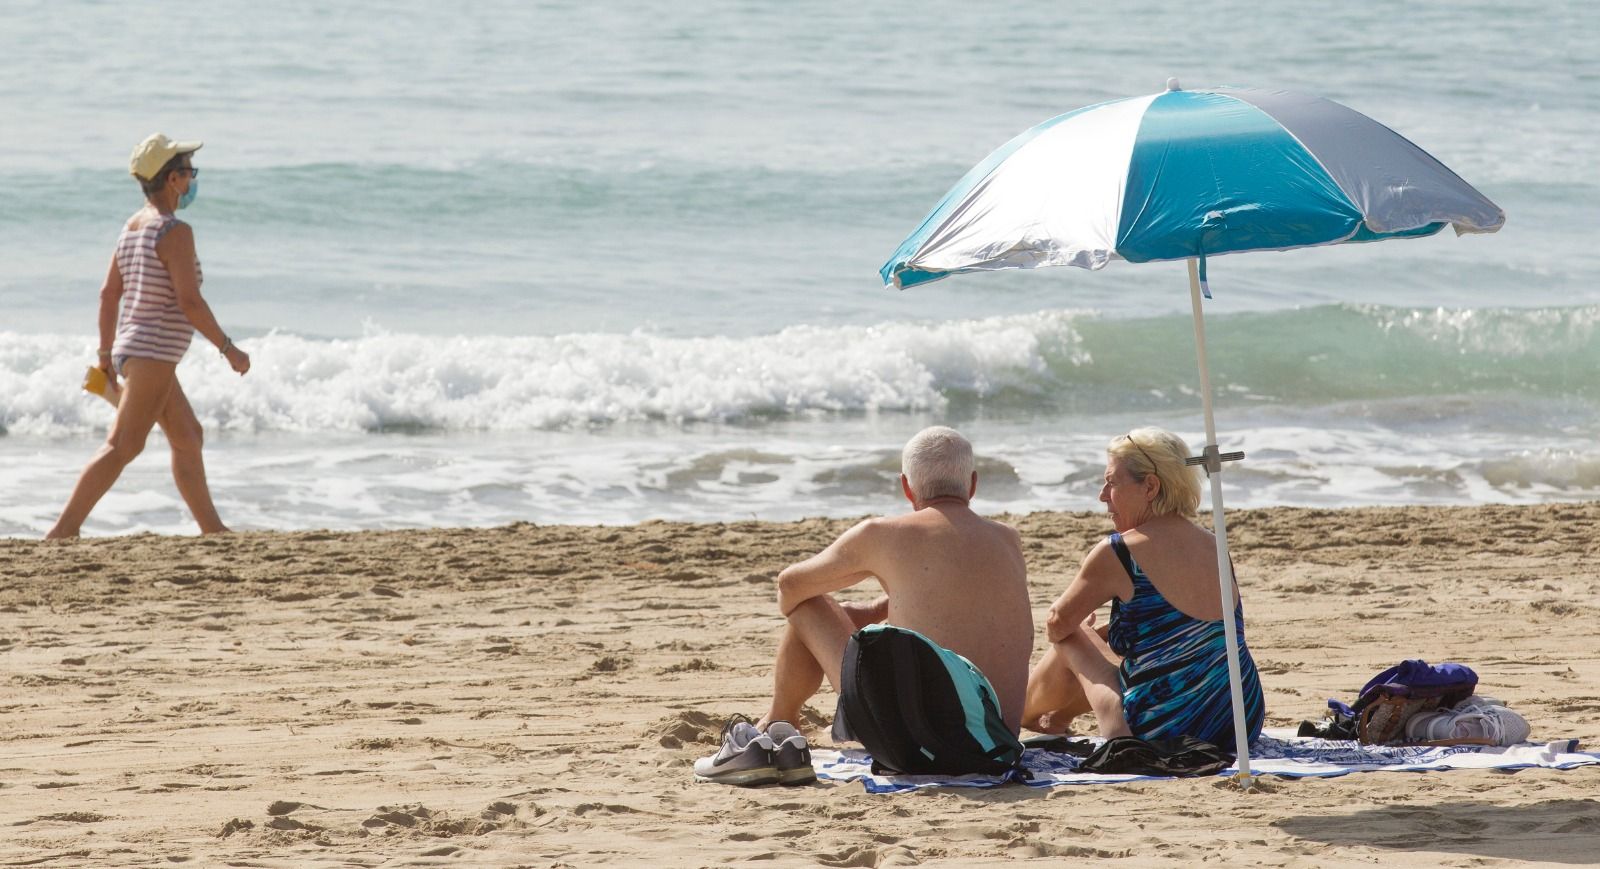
left=1166, top=77, right=1181, bottom=92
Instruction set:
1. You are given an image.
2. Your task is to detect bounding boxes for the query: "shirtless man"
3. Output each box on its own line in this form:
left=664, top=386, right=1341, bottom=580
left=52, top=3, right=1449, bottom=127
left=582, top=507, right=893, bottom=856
left=694, top=426, right=1033, bottom=785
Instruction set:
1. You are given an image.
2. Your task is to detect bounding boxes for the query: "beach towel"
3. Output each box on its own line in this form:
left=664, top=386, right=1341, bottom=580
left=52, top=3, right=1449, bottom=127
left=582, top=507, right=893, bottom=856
left=813, top=728, right=1600, bottom=793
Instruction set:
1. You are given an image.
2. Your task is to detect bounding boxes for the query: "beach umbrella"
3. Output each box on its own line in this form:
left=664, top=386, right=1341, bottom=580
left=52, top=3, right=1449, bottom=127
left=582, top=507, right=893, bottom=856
left=880, top=80, right=1504, bottom=784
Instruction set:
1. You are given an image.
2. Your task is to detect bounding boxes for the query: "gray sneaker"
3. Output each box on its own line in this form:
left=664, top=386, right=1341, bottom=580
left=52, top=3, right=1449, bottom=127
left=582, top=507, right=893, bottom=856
left=764, top=720, right=815, bottom=785
left=694, top=717, right=778, bottom=786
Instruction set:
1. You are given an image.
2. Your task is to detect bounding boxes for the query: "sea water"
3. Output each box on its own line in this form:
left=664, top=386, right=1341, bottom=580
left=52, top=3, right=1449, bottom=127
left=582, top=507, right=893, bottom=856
left=2, top=0, right=1596, bottom=535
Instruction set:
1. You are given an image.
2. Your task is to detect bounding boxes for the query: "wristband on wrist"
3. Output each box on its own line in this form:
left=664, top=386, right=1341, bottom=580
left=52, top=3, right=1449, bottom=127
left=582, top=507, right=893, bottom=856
left=219, top=337, right=234, bottom=356
left=97, top=349, right=113, bottom=359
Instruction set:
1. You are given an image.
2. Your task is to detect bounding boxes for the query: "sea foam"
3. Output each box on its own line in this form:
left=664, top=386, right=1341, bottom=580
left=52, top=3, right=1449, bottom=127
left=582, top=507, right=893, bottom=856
left=2, top=304, right=1594, bottom=437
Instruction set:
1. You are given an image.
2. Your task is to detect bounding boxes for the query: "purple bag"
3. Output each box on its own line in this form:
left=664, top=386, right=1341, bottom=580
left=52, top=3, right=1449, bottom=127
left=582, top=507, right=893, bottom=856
left=1344, top=660, right=1478, bottom=708
left=1330, top=660, right=1479, bottom=744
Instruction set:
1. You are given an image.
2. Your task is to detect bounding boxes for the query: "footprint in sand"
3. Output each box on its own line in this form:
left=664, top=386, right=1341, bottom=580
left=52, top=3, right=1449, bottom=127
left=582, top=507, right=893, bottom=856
left=266, top=816, right=323, bottom=832
left=658, top=658, right=720, bottom=675
left=345, top=737, right=401, bottom=750
left=570, top=803, right=645, bottom=818
left=590, top=655, right=633, bottom=674
left=21, top=811, right=109, bottom=825
left=361, top=801, right=517, bottom=836
left=643, top=710, right=719, bottom=749
left=813, top=845, right=882, bottom=868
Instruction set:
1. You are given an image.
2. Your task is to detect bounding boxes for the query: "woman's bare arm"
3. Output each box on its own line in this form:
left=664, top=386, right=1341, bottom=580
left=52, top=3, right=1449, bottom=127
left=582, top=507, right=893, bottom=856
left=96, top=255, right=124, bottom=382
left=159, top=222, right=250, bottom=374
left=1044, top=540, right=1130, bottom=644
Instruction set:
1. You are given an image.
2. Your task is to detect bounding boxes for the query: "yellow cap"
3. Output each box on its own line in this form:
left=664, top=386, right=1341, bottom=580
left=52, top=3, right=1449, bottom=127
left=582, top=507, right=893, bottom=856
left=129, top=133, right=202, bottom=181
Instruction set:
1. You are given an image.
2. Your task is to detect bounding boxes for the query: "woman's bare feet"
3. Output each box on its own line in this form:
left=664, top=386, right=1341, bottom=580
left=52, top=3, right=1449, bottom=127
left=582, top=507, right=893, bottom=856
left=1027, top=708, right=1075, bottom=735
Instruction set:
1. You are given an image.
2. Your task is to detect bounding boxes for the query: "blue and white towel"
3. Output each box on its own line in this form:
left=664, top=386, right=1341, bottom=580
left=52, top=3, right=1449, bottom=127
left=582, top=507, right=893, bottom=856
left=813, top=729, right=1599, bottom=794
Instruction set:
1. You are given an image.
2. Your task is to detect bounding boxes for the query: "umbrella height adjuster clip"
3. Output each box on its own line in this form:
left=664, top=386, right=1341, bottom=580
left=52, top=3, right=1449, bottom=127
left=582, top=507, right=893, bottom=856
left=1185, top=444, right=1245, bottom=476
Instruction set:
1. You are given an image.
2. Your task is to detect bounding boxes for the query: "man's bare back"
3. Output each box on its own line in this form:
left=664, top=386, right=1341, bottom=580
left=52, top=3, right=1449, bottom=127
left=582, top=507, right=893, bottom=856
left=846, top=502, right=1033, bottom=731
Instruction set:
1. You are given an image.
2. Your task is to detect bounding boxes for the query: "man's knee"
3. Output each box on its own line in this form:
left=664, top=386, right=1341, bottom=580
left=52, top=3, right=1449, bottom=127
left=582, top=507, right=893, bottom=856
left=784, top=593, right=838, bottom=622
left=783, top=595, right=854, bottom=685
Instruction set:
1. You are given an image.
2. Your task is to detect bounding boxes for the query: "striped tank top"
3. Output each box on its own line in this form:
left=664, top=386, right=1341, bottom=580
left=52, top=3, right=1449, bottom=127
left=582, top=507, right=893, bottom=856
left=110, top=215, right=200, bottom=364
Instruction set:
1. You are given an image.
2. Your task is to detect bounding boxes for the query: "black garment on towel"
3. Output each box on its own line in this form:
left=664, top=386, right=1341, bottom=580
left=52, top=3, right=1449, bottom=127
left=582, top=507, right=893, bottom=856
left=1020, top=734, right=1097, bottom=756
left=1297, top=712, right=1359, bottom=741
left=1076, top=735, right=1234, bottom=777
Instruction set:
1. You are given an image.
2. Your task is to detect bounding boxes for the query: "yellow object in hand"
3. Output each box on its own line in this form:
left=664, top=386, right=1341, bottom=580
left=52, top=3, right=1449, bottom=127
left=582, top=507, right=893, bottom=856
left=83, top=365, right=108, bottom=395
left=82, top=365, right=121, bottom=407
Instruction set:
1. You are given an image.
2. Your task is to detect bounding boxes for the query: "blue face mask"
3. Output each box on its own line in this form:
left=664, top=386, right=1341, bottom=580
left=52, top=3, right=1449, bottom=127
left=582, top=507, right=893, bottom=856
left=178, top=175, right=199, bottom=210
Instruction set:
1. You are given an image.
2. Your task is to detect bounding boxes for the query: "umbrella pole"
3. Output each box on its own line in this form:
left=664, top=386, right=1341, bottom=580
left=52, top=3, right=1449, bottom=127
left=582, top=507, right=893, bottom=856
left=1186, top=257, right=1255, bottom=786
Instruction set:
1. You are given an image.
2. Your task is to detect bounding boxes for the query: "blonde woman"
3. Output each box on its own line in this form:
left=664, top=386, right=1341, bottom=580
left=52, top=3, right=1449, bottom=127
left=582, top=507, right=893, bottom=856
left=1023, top=427, right=1264, bottom=745
left=46, top=134, right=250, bottom=539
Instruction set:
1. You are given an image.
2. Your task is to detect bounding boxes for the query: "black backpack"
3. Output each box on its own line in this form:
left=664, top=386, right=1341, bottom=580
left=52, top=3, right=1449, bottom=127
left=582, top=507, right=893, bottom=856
left=836, top=625, right=1024, bottom=777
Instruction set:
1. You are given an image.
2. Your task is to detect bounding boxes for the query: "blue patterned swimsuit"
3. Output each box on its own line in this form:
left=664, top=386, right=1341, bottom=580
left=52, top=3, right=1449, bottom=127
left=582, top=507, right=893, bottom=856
left=1106, top=532, right=1265, bottom=746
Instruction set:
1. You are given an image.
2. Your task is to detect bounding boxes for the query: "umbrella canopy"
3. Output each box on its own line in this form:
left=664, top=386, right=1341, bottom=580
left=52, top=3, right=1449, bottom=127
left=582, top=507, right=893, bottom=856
left=883, top=81, right=1504, bottom=291
left=879, top=81, right=1503, bottom=786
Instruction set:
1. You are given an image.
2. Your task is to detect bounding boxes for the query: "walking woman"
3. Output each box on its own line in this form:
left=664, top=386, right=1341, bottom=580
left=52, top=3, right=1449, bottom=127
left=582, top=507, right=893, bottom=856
left=46, top=134, right=250, bottom=538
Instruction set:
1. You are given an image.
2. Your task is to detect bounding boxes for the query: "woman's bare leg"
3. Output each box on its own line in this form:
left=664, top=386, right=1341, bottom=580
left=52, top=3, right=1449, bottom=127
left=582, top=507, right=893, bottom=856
left=1056, top=625, right=1131, bottom=738
left=157, top=379, right=228, bottom=534
left=1023, top=643, right=1092, bottom=733
left=1024, top=621, right=1118, bottom=733
left=46, top=358, right=176, bottom=539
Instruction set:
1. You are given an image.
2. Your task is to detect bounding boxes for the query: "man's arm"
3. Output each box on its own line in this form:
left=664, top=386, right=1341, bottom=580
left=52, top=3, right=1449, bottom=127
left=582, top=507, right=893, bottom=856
left=776, top=519, right=880, bottom=617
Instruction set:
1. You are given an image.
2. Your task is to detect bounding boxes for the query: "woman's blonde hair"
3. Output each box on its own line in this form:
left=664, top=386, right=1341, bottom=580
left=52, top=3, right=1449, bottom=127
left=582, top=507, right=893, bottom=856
left=1107, top=427, right=1202, bottom=518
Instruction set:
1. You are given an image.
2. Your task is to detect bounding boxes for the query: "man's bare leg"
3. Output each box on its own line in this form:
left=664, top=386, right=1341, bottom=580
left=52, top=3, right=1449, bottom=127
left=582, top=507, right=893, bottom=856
left=46, top=359, right=176, bottom=539
left=157, top=380, right=229, bottom=535
left=757, top=594, right=855, bottom=730
left=839, top=595, right=888, bottom=629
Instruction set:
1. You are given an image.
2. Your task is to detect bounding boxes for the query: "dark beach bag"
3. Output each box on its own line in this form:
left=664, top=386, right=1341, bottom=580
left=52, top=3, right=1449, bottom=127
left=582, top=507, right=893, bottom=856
left=836, top=624, right=1024, bottom=777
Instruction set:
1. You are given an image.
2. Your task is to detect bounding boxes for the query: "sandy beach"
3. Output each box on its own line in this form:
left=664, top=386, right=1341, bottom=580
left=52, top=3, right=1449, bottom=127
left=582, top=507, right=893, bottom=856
left=2, top=503, right=1598, bottom=867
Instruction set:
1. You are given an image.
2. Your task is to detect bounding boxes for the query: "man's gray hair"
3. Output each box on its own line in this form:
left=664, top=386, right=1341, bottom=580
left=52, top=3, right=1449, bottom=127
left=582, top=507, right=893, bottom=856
left=901, top=426, right=974, bottom=501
